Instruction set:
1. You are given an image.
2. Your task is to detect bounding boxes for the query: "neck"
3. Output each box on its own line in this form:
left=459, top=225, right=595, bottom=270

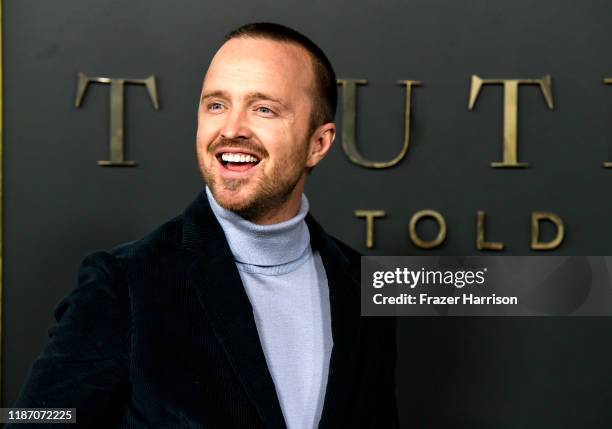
left=205, top=186, right=311, bottom=269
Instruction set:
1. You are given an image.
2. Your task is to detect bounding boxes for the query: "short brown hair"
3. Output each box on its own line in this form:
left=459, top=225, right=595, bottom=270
left=225, top=22, right=337, bottom=134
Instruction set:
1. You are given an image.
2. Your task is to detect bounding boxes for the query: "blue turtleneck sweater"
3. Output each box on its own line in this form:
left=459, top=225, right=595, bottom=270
left=205, top=187, right=333, bottom=429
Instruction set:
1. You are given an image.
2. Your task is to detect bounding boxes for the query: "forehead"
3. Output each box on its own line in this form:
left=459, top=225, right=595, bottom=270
left=203, top=38, right=315, bottom=101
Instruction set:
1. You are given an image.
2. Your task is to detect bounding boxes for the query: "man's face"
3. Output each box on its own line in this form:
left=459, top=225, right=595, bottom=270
left=196, top=37, right=320, bottom=222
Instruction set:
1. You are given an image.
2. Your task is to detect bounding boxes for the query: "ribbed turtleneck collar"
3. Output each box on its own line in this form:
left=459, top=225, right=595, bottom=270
left=205, top=186, right=311, bottom=274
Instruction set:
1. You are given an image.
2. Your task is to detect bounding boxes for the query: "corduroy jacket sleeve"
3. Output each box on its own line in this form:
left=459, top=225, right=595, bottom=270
left=384, top=317, right=400, bottom=428
left=8, top=251, right=130, bottom=428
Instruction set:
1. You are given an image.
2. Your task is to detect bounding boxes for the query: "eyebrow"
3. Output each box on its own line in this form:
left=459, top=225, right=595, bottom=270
left=201, top=90, right=286, bottom=107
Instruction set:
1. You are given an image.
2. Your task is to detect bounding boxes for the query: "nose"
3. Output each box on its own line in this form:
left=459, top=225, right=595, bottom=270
left=220, top=107, right=253, bottom=140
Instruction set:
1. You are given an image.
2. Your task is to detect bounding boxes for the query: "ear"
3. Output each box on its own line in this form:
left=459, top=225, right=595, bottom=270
left=306, top=122, right=336, bottom=168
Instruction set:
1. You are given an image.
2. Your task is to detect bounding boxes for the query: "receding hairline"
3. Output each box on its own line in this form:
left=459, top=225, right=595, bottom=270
left=215, top=35, right=322, bottom=121
left=218, top=35, right=319, bottom=82
left=220, top=23, right=337, bottom=130
left=205, top=37, right=317, bottom=92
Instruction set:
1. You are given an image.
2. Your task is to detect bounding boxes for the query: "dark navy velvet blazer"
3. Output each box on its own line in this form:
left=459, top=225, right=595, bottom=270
left=11, top=190, right=398, bottom=428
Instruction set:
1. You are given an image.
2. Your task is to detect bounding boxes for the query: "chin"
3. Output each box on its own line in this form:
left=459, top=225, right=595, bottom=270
left=211, top=181, right=257, bottom=212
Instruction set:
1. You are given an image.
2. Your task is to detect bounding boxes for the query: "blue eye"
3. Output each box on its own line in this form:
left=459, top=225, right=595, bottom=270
left=257, top=106, right=273, bottom=114
left=208, top=102, right=223, bottom=111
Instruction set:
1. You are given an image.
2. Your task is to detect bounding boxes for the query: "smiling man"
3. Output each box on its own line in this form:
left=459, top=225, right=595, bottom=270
left=11, top=23, right=398, bottom=429
left=197, top=30, right=332, bottom=225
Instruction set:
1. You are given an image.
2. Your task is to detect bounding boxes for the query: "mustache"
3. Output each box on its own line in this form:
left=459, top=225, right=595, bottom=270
left=208, top=138, right=268, bottom=159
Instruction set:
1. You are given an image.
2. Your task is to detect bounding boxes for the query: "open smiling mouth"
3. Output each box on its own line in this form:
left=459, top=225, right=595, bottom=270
left=216, top=152, right=261, bottom=172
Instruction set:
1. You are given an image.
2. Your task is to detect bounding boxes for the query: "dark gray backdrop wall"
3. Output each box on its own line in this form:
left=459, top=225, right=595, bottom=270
left=4, top=0, right=612, bottom=427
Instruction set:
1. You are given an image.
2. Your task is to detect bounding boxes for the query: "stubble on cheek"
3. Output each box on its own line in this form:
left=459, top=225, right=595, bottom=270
left=233, top=141, right=309, bottom=220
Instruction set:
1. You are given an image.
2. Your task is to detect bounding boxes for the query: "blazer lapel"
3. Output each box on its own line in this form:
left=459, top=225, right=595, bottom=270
left=182, top=190, right=287, bottom=429
left=306, top=215, right=362, bottom=429
left=180, top=190, right=362, bottom=428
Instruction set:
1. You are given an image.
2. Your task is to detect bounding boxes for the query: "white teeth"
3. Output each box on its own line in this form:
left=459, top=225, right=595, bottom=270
left=220, top=153, right=259, bottom=163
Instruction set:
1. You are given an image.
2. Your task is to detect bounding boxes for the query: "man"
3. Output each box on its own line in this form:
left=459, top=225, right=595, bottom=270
left=11, top=23, right=398, bottom=428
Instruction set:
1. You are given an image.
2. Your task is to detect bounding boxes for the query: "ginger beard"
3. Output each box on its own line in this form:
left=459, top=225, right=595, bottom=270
left=197, top=134, right=311, bottom=222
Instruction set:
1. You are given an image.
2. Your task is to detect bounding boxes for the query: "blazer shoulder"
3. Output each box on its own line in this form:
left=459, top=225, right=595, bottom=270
left=105, top=214, right=185, bottom=265
left=331, top=236, right=362, bottom=257
left=307, top=213, right=362, bottom=277
left=331, top=236, right=362, bottom=266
